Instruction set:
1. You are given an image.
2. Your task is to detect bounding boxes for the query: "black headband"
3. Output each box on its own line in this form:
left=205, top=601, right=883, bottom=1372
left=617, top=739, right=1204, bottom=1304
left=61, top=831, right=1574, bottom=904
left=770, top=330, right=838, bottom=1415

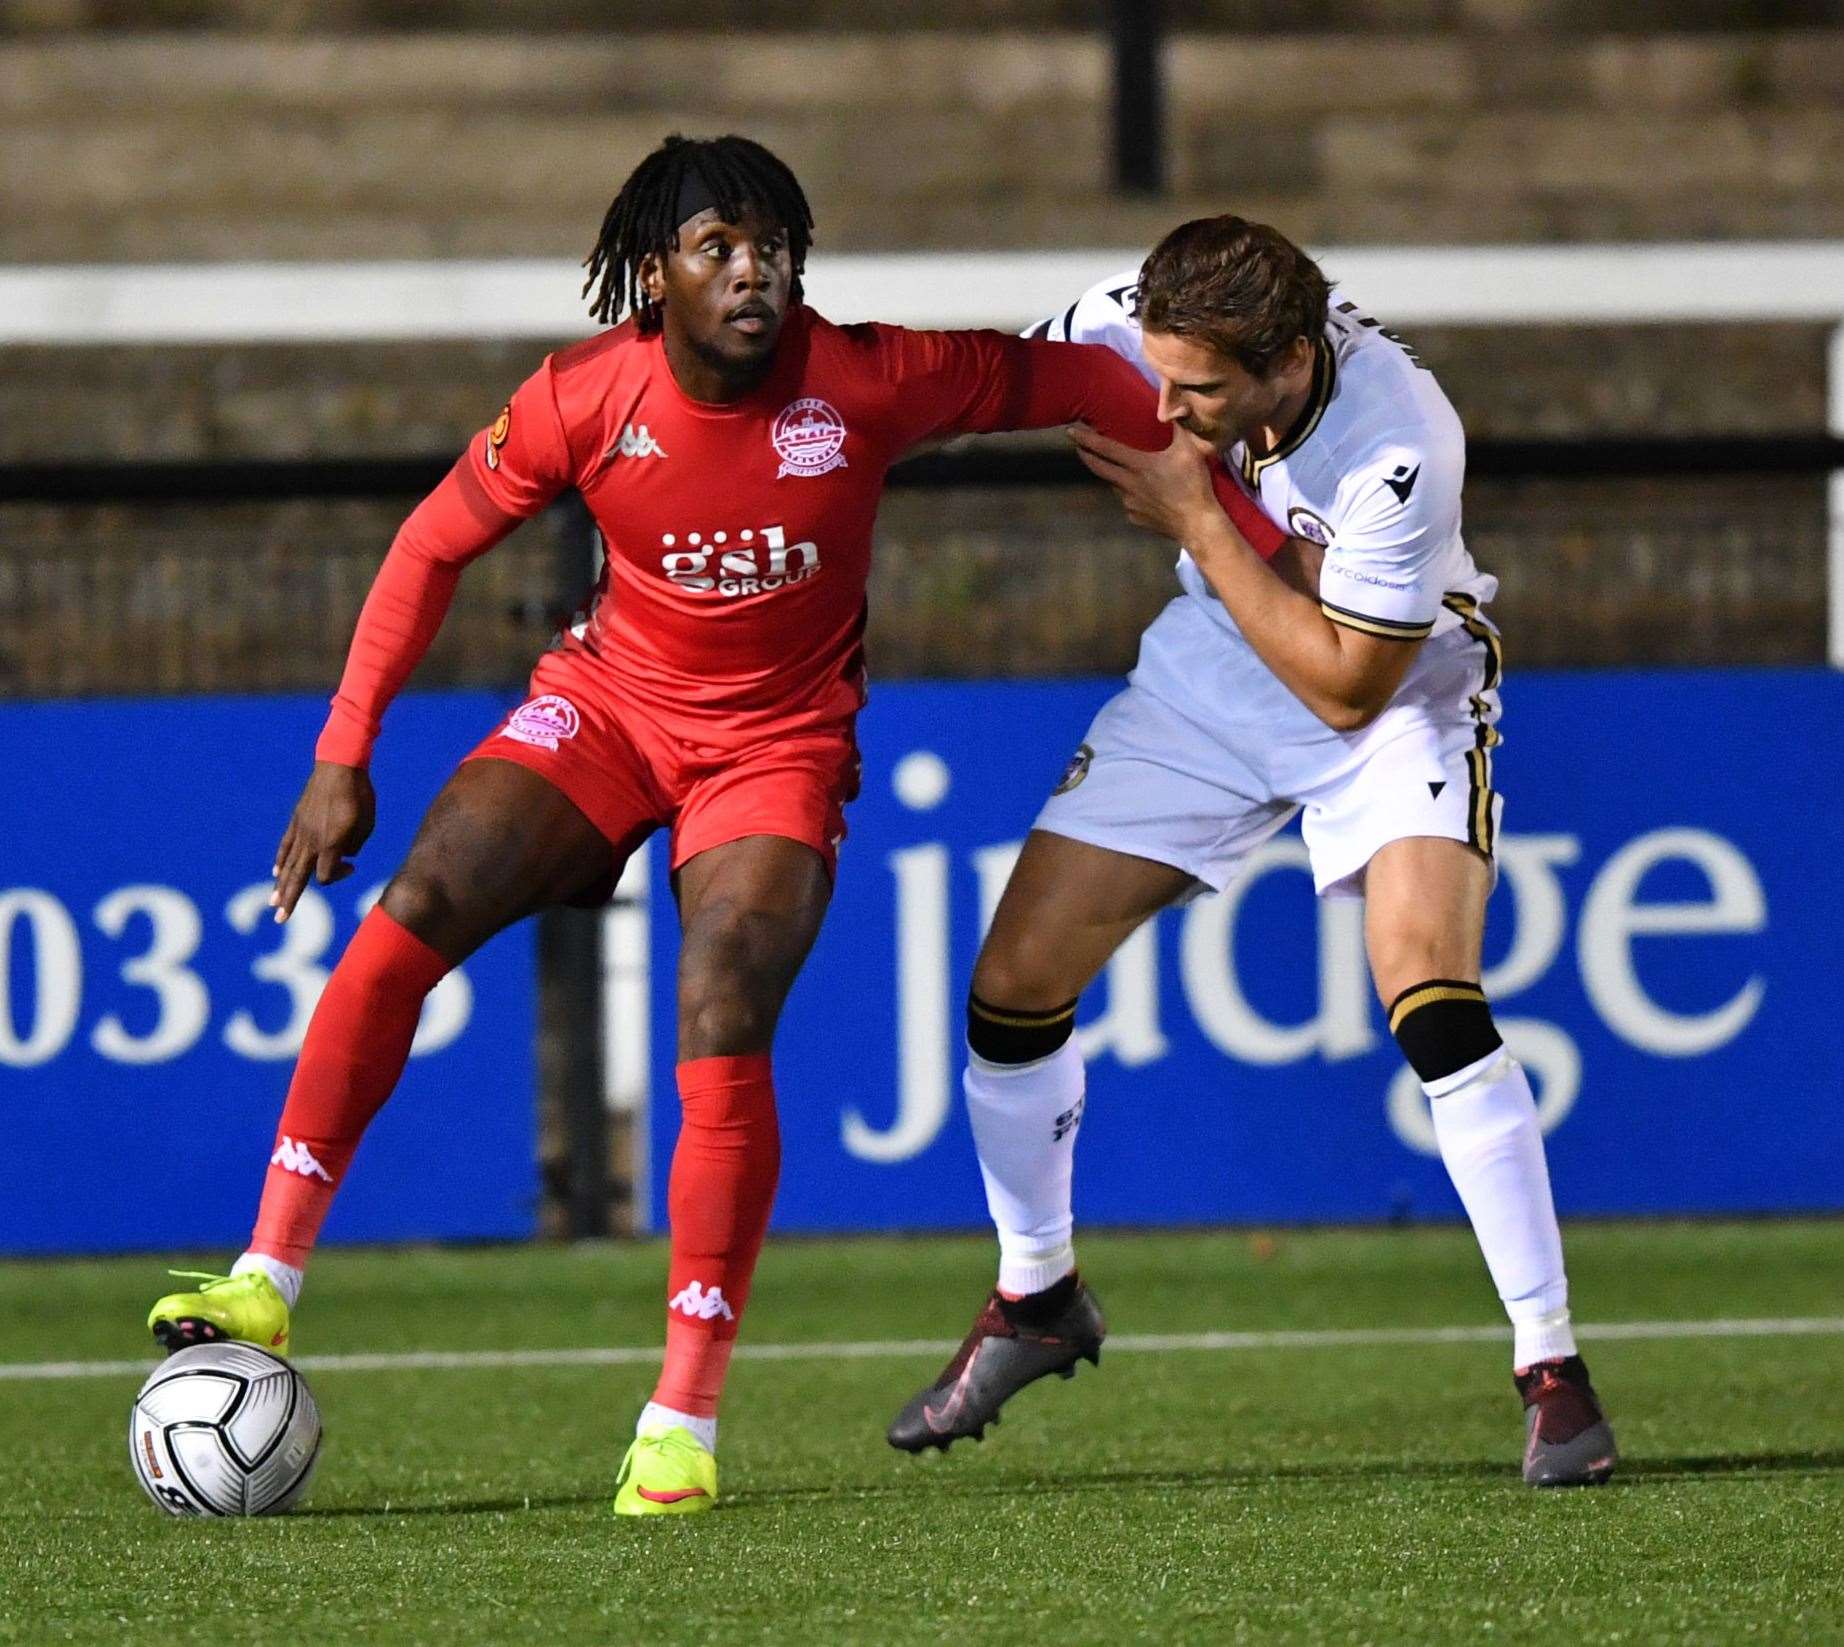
left=674, top=168, right=724, bottom=232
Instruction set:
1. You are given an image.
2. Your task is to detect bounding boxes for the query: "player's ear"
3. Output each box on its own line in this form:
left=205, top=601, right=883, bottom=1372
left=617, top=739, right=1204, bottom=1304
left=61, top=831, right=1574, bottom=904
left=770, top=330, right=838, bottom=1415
left=638, top=252, right=665, bottom=307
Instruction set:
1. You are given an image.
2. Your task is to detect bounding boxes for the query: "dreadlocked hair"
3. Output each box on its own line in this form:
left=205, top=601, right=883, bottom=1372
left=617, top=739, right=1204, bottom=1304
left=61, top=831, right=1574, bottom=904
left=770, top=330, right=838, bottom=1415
left=581, top=134, right=815, bottom=333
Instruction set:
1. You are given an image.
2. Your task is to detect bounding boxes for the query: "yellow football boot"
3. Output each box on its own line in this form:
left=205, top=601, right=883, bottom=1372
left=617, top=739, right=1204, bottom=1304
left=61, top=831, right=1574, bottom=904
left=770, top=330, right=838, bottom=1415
left=612, top=1423, right=718, bottom=1517
left=147, top=1270, right=292, bottom=1358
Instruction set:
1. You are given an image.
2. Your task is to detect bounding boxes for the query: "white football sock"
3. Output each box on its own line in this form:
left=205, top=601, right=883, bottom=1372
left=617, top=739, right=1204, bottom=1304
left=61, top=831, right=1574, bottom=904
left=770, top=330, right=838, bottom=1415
left=1425, top=1047, right=1578, bottom=1369
left=638, top=1401, right=717, bottom=1454
left=964, top=1039, right=1084, bottom=1297
left=232, top=1251, right=303, bottom=1310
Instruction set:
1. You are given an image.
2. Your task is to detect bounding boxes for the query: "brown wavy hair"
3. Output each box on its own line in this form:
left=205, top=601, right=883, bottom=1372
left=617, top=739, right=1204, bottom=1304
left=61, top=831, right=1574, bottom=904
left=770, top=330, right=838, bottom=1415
left=1135, top=215, right=1329, bottom=377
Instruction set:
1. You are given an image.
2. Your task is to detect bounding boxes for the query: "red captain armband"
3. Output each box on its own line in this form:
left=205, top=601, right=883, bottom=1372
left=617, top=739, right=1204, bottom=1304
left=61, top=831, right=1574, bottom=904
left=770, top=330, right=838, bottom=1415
left=1209, top=465, right=1288, bottom=561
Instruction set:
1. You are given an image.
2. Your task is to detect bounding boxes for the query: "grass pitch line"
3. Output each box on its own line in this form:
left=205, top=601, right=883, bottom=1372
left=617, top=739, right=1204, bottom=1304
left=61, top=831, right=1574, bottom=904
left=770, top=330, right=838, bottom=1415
left=4, top=1314, right=1842, bottom=1383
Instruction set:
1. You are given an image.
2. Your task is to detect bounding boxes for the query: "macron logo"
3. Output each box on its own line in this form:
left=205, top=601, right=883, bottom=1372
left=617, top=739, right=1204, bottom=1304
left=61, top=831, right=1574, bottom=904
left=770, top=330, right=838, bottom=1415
left=606, top=422, right=666, bottom=462
left=270, top=1136, right=332, bottom=1183
left=669, top=1280, right=736, bottom=1322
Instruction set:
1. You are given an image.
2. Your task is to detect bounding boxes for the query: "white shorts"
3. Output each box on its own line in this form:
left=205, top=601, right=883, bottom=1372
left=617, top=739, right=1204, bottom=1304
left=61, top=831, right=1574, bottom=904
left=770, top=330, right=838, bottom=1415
left=1034, top=595, right=1504, bottom=900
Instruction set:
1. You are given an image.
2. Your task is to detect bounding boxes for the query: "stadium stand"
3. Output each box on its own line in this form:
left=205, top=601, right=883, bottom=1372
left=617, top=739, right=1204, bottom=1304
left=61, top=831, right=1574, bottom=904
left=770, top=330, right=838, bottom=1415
left=1, top=10, right=1838, bottom=694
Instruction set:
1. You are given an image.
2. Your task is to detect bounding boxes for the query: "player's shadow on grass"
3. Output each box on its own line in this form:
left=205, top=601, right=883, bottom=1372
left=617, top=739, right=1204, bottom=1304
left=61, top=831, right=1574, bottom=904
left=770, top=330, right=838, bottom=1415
left=298, top=1490, right=610, bottom=1518
left=1617, top=1450, right=1844, bottom=1485
left=291, top=1449, right=1844, bottom=1518
left=734, top=1447, right=1844, bottom=1506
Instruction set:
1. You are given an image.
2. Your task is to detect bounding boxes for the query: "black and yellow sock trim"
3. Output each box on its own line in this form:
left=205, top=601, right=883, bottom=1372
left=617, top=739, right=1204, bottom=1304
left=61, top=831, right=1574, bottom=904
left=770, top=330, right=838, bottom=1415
left=968, top=993, right=1079, bottom=1065
left=1388, top=978, right=1502, bottom=1084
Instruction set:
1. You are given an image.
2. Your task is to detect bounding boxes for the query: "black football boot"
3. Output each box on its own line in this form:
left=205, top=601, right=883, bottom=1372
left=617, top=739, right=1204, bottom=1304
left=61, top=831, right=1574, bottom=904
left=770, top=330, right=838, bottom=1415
left=886, top=1275, right=1105, bottom=1453
left=1516, top=1354, right=1617, bottom=1486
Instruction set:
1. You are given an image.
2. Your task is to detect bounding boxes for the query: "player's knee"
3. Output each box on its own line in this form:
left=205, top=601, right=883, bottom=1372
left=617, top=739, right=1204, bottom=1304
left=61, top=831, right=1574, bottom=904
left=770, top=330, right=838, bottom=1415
left=1370, top=921, right=1470, bottom=1010
left=970, top=932, right=1076, bottom=1013
left=966, top=937, right=1084, bottom=1063
left=378, top=868, right=463, bottom=951
left=678, top=905, right=794, bottom=1057
left=1388, top=978, right=1503, bottom=1086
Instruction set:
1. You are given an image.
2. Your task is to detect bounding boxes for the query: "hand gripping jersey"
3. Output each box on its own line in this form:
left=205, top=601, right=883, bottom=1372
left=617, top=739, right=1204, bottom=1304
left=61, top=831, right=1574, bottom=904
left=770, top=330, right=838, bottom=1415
left=315, top=304, right=1284, bottom=766
left=1031, top=273, right=1496, bottom=646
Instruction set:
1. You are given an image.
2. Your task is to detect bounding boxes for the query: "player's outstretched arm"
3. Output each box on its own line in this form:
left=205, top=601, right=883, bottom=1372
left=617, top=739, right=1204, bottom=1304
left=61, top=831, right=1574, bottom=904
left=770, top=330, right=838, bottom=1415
left=269, top=761, right=377, bottom=923
left=286, top=368, right=573, bottom=920
left=999, top=336, right=1289, bottom=558
left=878, top=327, right=1289, bottom=559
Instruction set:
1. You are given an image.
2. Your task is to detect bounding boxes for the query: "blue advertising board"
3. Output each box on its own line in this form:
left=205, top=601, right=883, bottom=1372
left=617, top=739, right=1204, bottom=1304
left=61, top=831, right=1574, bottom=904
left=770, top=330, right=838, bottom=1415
left=647, top=670, right=1844, bottom=1231
left=0, top=693, right=536, bottom=1255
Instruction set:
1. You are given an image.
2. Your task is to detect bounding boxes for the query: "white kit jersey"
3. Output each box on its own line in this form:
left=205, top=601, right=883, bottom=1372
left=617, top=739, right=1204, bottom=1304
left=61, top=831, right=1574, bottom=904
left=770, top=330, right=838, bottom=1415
left=1030, top=271, right=1495, bottom=645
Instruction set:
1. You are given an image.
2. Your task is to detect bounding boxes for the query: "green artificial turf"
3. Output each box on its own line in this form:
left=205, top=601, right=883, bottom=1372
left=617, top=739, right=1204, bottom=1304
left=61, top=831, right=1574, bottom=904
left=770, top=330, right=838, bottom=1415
left=1, top=1222, right=1840, bottom=1645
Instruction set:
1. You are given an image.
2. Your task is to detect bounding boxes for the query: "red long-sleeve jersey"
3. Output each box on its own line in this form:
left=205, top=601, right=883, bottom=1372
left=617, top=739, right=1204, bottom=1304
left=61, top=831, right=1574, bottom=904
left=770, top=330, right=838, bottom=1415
left=316, top=305, right=1284, bottom=766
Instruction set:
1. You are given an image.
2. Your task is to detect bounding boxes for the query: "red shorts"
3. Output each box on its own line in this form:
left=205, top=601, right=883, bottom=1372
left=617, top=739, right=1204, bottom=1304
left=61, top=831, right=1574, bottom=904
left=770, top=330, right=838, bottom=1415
left=465, top=650, right=862, bottom=879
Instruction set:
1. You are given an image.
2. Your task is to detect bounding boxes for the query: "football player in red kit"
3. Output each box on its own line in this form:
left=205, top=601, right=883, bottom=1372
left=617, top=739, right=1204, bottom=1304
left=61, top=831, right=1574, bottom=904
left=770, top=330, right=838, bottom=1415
left=147, top=134, right=1285, bottom=1515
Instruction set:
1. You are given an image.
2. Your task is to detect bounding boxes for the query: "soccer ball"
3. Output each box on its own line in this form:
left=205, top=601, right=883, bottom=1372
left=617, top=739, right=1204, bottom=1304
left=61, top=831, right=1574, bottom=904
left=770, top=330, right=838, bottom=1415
left=129, top=1342, right=322, bottom=1516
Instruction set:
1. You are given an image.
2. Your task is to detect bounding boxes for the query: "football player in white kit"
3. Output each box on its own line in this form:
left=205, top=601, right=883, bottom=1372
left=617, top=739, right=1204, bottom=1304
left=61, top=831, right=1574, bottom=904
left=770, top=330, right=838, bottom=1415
left=887, top=216, right=1616, bottom=1487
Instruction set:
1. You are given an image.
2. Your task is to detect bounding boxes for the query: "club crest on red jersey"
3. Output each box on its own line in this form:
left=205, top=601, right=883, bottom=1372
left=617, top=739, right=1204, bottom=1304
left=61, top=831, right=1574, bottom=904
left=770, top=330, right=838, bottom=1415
left=772, top=397, right=848, bottom=479
left=501, top=694, right=580, bottom=751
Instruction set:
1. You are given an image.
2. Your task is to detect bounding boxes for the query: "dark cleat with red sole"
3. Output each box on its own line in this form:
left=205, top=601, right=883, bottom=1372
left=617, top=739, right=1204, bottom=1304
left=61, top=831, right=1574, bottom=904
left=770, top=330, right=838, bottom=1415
left=1517, top=1354, right=1617, bottom=1486
left=887, top=1277, right=1105, bottom=1453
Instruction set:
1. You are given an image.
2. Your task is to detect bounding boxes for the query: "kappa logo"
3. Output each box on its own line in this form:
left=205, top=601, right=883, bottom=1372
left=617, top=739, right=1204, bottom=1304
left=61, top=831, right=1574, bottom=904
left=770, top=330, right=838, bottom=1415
left=669, top=1280, right=737, bottom=1322
left=772, top=397, right=848, bottom=479
left=270, top=1136, right=332, bottom=1183
left=501, top=694, right=581, bottom=751
left=605, top=422, right=666, bottom=462
left=659, top=523, right=820, bottom=597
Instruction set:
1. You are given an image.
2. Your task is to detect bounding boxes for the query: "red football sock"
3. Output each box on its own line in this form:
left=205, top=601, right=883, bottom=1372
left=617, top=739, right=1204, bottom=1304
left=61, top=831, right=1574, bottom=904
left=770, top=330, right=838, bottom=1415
left=249, top=907, right=451, bottom=1267
left=652, top=1054, right=781, bottom=1418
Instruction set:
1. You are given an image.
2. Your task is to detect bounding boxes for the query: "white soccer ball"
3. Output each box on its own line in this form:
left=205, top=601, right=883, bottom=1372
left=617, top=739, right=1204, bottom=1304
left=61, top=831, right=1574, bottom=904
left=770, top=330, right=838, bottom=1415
left=129, top=1342, right=322, bottom=1516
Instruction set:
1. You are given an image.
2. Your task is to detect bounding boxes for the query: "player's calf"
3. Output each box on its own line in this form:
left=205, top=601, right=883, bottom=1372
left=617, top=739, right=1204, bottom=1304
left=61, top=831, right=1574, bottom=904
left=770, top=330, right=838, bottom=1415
left=1390, top=975, right=1616, bottom=1481
left=964, top=990, right=1086, bottom=1296
left=887, top=990, right=1103, bottom=1453
left=1389, top=978, right=1577, bottom=1369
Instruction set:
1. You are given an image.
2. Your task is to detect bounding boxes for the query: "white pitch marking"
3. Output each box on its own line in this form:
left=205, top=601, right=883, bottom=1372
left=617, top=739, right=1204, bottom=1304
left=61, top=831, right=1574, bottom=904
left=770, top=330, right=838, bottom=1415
left=3, top=1316, right=1842, bottom=1384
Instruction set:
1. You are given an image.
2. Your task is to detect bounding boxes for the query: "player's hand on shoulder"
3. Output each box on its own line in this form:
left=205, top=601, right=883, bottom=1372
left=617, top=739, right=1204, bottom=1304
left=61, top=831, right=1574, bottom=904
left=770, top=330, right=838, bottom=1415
left=269, top=761, right=377, bottom=924
left=1068, top=422, right=1217, bottom=544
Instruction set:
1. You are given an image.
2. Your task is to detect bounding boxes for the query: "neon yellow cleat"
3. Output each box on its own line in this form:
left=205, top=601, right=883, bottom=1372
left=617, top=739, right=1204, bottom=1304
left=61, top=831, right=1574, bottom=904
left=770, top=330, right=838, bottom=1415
left=147, top=1270, right=292, bottom=1359
left=612, top=1423, right=718, bottom=1517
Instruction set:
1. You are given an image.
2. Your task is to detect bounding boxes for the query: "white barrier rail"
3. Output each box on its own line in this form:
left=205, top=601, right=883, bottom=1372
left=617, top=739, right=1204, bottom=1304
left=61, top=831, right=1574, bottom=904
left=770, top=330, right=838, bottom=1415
left=3, top=243, right=1841, bottom=665
left=2, top=243, right=1843, bottom=341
